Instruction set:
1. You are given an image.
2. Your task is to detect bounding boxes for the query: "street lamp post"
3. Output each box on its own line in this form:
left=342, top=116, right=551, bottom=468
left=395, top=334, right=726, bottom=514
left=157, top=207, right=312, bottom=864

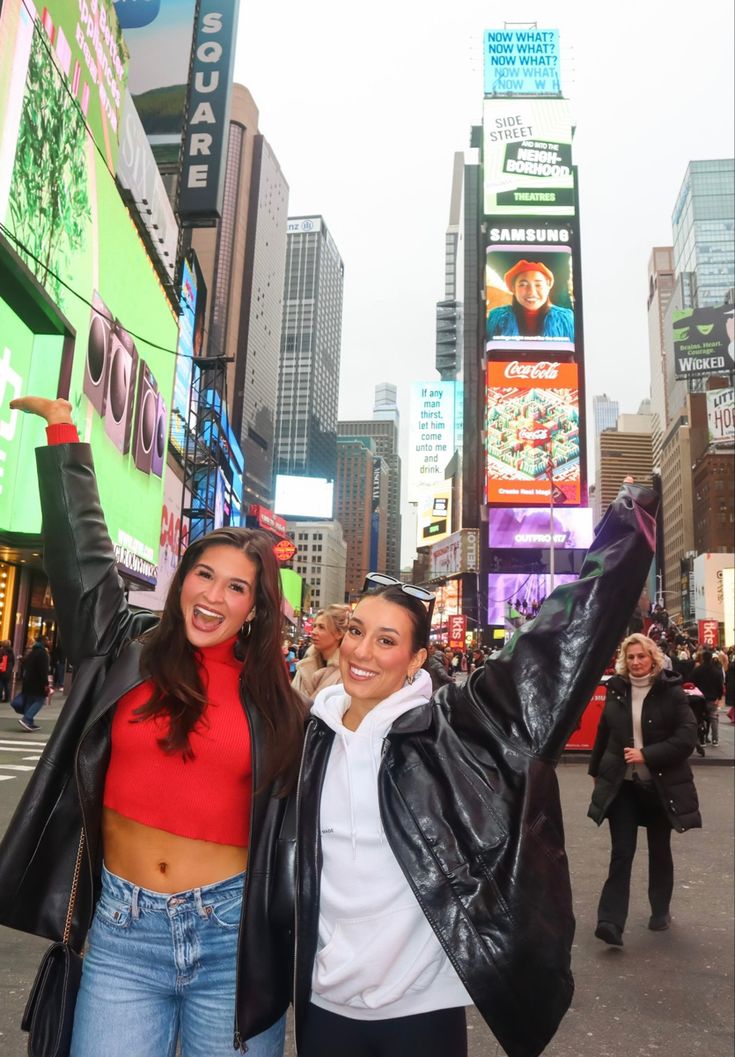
left=546, top=443, right=555, bottom=592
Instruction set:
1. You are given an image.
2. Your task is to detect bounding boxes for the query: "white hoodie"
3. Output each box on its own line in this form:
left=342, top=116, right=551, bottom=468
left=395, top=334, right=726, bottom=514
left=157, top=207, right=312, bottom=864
left=309, top=669, right=471, bottom=1020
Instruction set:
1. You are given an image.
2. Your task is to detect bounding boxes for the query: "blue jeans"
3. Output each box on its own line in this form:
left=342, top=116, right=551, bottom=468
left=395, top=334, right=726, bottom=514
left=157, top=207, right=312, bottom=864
left=20, top=694, right=46, bottom=723
left=70, top=866, right=286, bottom=1057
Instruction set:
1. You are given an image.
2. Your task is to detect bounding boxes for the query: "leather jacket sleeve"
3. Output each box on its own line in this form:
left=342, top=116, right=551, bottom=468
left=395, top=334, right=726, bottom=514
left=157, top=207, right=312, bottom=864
left=587, top=710, right=610, bottom=778
left=35, top=443, right=134, bottom=667
left=476, top=483, right=658, bottom=762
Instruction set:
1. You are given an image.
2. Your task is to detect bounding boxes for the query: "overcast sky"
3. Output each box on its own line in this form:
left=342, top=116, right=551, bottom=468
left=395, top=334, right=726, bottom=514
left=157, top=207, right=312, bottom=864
left=233, top=0, right=734, bottom=558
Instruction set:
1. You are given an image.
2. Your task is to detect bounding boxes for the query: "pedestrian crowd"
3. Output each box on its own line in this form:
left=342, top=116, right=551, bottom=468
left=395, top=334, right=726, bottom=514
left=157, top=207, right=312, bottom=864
left=0, top=395, right=732, bottom=1057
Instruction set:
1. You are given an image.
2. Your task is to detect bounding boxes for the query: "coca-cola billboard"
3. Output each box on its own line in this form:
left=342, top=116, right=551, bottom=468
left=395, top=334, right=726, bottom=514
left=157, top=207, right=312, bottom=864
left=485, top=360, right=581, bottom=505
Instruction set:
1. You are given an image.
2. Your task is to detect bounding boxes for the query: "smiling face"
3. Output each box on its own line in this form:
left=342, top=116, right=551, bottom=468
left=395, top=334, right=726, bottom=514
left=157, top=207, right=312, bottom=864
left=179, top=544, right=258, bottom=649
left=339, top=596, right=428, bottom=714
left=513, top=270, right=552, bottom=311
left=310, top=614, right=341, bottom=659
left=625, top=643, right=654, bottom=678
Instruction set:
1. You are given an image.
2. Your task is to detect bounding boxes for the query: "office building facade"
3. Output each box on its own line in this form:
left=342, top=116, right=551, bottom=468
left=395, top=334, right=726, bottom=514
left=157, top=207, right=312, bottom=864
left=334, top=437, right=386, bottom=598
left=275, top=216, right=345, bottom=482
left=672, top=159, right=735, bottom=307
left=288, top=521, right=347, bottom=610
left=646, top=247, right=676, bottom=468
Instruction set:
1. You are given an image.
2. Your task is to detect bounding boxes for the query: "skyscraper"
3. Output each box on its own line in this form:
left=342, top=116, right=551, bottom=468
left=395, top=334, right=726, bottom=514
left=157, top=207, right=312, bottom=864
left=276, top=216, right=345, bottom=482
left=231, top=136, right=289, bottom=507
left=672, top=159, right=735, bottom=307
left=338, top=384, right=402, bottom=578
left=592, top=394, right=619, bottom=490
left=646, top=247, right=676, bottom=468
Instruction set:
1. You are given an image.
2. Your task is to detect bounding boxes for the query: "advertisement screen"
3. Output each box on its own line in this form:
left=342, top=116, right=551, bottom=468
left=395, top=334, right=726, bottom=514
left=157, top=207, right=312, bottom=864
left=486, top=234, right=574, bottom=351
left=170, top=253, right=206, bottom=457
left=407, top=381, right=455, bottom=498
left=487, top=572, right=576, bottom=625
left=488, top=506, right=593, bottom=549
left=483, top=98, right=574, bottom=216
left=417, top=485, right=452, bottom=548
left=114, top=0, right=197, bottom=163
left=0, top=9, right=177, bottom=580
left=673, top=305, right=735, bottom=377
left=706, top=387, right=735, bottom=445
left=274, top=475, right=334, bottom=519
left=483, top=28, right=561, bottom=96
left=486, top=360, right=580, bottom=505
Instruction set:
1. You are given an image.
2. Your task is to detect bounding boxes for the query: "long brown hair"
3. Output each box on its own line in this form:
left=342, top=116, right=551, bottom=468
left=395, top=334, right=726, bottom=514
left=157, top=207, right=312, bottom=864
left=137, top=527, right=304, bottom=793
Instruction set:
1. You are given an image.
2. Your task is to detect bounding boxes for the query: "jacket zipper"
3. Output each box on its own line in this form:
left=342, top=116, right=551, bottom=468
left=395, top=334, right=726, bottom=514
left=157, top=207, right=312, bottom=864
left=233, top=681, right=257, bottom=1054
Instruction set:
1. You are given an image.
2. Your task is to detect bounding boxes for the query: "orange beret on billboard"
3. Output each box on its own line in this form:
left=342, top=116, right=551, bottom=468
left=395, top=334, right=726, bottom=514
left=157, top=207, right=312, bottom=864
left=504, top=259, right=554, bottom=289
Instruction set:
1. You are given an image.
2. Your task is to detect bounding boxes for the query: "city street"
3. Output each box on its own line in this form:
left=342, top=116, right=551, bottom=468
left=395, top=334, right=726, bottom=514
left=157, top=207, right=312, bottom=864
left=0, top=701, right=732, bottom=1056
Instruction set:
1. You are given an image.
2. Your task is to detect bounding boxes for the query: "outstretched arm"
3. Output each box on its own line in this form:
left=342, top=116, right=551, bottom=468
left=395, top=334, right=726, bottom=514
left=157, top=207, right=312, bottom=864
left=474, top=482, right=658, bottom=762
left=11, top=397, right=133, bottom=667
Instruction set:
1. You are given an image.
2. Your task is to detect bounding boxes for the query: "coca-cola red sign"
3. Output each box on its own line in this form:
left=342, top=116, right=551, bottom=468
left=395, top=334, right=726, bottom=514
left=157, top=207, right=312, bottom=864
left=504, top=361, right=561, bottom=381
left=518, top=426, right=550, bottom=444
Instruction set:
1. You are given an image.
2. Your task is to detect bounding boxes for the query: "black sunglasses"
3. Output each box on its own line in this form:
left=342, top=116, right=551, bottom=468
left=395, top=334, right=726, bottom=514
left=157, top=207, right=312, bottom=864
left=362, top=572, right=436, bottom=623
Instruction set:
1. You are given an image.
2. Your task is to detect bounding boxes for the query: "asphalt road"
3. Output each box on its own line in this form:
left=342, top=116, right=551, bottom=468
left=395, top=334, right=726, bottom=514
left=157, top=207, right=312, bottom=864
left=0, top=703, right=732, bottom=1056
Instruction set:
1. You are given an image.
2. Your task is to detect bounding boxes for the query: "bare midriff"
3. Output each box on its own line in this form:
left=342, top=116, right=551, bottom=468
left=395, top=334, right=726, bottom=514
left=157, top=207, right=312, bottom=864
left=102, top=808, right=248, bottom=893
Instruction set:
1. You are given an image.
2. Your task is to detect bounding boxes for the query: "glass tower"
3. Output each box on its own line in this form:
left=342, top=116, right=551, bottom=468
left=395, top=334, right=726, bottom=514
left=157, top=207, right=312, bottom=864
left=672, top=159, right=735, bottom=307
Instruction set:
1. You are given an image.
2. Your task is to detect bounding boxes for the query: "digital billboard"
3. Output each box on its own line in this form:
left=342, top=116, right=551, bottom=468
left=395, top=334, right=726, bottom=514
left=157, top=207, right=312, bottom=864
left=485, top=360, right=580, bottom=505
left=486, top=233, right=574, bottom=351
left=417, top=484, right=452, bottom=548
left=114, top=0, right=197, bottom=163
left=274, top=475, right=335, bottom=520
left=706, top=387, right=735, bottom=445
left=483, top=29, right=561, bottom=96
left=488, top=506, right=593, bottom=549
left=483, top=98, right=574, bottom=216
left=407, top=381, right=455, bottom=498
left=487, top=572, right=576, bottom=626
left=170, top=253, right=206, bottom=457
left=0, top=7, right=177, bottom=581
left=673, top=305, right=735, bottom=377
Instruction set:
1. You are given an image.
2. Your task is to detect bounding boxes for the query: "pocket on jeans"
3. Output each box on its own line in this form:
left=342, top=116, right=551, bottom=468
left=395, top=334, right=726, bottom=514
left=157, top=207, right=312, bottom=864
left=205, top=893, right=242, bottom=930
left=94, top=892, right=133, bottom=930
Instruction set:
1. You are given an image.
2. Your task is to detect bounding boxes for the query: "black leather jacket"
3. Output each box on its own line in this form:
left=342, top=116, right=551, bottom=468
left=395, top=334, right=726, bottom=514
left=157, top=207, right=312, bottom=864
left=0, top=444, right=293, bottom=1049
left=294, top=484, right=658, bottom=1057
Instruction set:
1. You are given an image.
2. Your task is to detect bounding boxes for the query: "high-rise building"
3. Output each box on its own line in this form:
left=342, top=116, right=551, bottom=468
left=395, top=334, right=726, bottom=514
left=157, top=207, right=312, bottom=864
left=338, top=385, right=402, bottom=578
left=287, top=521, right=347, bottom=610
left=595, top=415, right=653, bottom=521
left=334, top=436, right=387, bottom=597
left=231, top=136, right=289, bottom=507
left=672, top=159, right=735, bottom=307
left=646, top=247, right=676, bottom=468
left=435, top=152, right=465, bottom=381
left=591, top=394, right=619, bottom=492
left=276, top=216, right=345, bottom=482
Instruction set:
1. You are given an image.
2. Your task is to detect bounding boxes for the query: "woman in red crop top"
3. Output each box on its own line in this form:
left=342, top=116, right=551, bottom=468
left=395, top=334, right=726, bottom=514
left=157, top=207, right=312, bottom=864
left=0, top=397, right=305, bottom=1057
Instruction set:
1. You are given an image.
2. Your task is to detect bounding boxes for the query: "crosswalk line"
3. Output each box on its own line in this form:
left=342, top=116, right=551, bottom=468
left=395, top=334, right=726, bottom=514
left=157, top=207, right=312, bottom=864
left=0, top=764, right=35, bottom=771
left=0, top=746, right=46, bottom=753
left=0, top=738, right=47, bottom=748
left=0, top=775, right=14, bottom=781
left=23, top=756, right=42, bottom=761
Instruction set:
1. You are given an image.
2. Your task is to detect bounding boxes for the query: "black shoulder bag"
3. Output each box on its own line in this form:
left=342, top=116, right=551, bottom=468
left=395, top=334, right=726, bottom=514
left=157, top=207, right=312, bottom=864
left=21, top=830, right=85, bottom=1057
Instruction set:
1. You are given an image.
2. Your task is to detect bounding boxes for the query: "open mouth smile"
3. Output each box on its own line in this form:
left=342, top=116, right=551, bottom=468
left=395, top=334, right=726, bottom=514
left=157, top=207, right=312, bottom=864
left=192, top=605, right=225, bottom=631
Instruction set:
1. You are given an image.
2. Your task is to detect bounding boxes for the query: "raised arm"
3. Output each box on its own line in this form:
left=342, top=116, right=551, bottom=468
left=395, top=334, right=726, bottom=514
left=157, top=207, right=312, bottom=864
left=11, top=397, right=134, bottom=666
left=473, top=482, right=658, bottom=762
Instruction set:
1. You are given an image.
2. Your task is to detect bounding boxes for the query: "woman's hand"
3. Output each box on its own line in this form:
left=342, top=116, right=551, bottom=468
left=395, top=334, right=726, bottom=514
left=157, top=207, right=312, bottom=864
left=10, top=397, right=73, bottom=425
left=623, top=746, right=646, bottom=765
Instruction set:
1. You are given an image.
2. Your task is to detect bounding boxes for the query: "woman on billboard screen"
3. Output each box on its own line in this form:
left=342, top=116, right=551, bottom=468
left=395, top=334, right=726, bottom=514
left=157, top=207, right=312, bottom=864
left=486, top=258, right=575, bottom=342
left=0, top=396, right=304, bottom=1056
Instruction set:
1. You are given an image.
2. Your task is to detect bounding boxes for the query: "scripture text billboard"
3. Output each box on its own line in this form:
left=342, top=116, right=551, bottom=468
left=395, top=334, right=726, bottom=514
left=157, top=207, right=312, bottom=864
left=483, top=28, right=561, bottom=96
left=485, top=360, right=580, bottom=505
left=483, top=97, right=574, bottom=216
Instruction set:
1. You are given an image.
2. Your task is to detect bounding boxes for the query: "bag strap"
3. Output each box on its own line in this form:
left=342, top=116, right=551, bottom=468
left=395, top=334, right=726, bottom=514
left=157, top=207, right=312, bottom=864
left=63, top=830, right=86, bottom=947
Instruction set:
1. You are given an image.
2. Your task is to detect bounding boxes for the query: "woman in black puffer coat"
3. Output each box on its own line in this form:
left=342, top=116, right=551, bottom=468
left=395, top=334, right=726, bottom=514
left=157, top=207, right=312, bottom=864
left=588, top=633, right=700, bottom=947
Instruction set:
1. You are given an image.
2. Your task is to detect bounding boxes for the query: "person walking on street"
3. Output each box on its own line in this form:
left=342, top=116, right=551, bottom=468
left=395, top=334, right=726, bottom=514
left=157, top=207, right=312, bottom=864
left=16, top=635, right=50, bottom=731
left=293, top=475, right=659, bottom=1057
left=588, top=634, right=700, bottom=947
left=292, top=604, right=350, bottom=697
left=0, top=639, right=14, bottom=703
left=690, top=649, right=725, bottom=745
left=0, top=396, right=305, bottom=1057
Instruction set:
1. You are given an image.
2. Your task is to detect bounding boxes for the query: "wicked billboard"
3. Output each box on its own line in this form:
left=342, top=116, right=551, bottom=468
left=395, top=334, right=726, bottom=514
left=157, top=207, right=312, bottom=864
left=673, top=305, right=735, bottom=378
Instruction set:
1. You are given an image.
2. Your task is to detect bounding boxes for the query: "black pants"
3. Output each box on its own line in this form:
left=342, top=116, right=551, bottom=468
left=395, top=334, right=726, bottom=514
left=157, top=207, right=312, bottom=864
left=299, top=1004, right=468, bottom=1057
left=597, top=779, right=673, bottom=930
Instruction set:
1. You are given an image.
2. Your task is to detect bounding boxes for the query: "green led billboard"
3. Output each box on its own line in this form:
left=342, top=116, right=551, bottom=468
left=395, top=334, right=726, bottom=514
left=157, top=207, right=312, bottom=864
left=0, top=2, right=177, bottom=582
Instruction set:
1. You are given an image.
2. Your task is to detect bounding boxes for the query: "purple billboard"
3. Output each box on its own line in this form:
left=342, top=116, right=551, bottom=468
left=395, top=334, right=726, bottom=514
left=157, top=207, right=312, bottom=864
left=487, top=572, right=576, bottom=625
left=488, top=506, right=593, bottom=550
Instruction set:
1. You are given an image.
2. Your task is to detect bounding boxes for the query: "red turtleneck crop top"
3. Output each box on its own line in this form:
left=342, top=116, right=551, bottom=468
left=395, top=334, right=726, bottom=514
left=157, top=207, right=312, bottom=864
left=48, top=423, right=252, bottom=847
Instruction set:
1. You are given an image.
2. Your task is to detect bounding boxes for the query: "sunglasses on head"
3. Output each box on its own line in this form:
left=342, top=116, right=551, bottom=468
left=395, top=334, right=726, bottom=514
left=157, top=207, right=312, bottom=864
left=362, top=573, right=436, bottom=623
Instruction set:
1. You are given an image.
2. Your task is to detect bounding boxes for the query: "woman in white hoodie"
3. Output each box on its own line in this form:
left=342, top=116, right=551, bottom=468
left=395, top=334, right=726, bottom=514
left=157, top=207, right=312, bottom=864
left=292, top=480, right=661, bottom=1057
